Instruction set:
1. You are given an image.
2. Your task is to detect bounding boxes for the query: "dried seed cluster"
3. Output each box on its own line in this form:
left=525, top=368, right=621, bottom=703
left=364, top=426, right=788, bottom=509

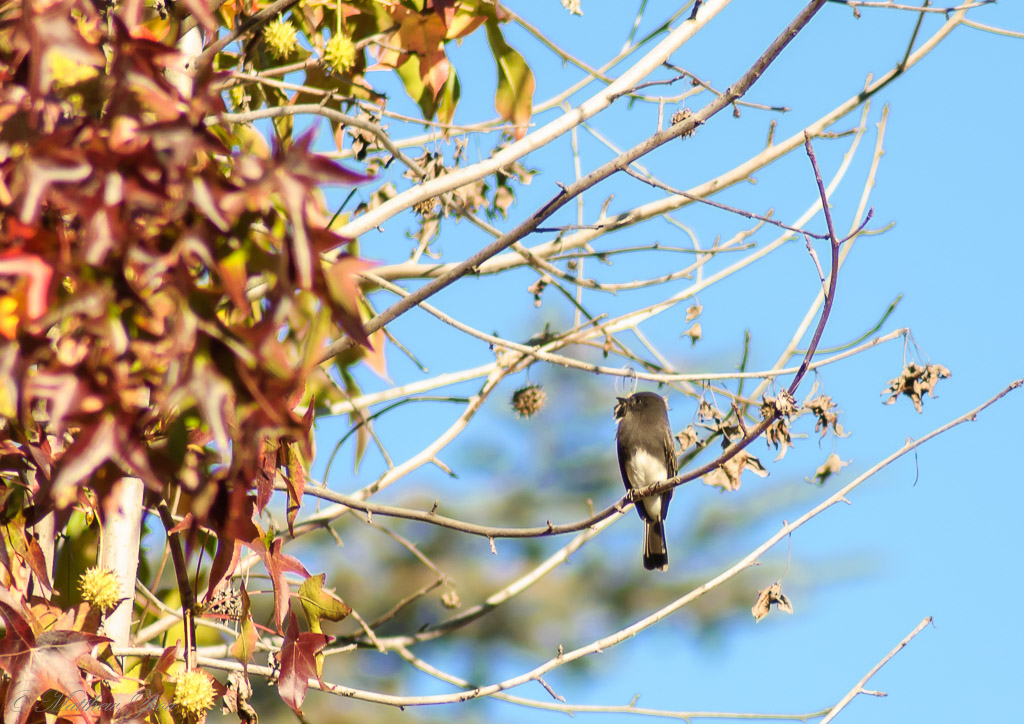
left=511, top=384, right=546, bottom=418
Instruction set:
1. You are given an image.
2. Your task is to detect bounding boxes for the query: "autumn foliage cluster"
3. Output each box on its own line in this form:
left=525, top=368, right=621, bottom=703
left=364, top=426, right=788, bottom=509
left=0, top=0, right=536, bottom=720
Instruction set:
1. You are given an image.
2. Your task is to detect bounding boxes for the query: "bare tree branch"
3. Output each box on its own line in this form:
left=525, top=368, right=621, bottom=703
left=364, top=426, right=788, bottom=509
left=320, top=0, right=831, bottom=363
left=820, top=616, right=934, bottom=723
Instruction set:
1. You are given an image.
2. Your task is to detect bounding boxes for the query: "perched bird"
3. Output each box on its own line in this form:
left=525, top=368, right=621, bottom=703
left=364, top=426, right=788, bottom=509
left=614, top=392, right=676, bottom=571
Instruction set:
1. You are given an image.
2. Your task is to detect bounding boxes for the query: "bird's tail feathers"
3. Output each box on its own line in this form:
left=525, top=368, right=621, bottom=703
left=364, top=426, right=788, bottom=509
left=643, top=519, right=668, bottom=572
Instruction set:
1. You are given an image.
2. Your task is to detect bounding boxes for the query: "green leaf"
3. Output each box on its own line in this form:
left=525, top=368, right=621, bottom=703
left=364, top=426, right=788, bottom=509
left=298, top=573, right=352, bottom=634
left=485, top=18, right=534, bottom=139
left=395, top=53, right=438, bottom=120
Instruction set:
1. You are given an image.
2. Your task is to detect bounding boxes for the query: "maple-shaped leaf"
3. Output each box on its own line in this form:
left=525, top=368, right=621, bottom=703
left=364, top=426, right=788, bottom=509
left=277, top=611, right=331, bottom=716
left=256, top=537, right=311, bottom=631
left=297, top=574, right=351, bottom=633
left=47, top=416, right=118, bottom=510
left=0, top=599, right=111, bottom=724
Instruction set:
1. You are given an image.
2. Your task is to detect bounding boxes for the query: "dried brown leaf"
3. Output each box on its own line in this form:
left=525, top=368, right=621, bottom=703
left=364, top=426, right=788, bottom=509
left=703, top=450, right=768, bottom=492
left=752, top=581, right=793, bottom=622
left=882, top=362, right=952, bottom=413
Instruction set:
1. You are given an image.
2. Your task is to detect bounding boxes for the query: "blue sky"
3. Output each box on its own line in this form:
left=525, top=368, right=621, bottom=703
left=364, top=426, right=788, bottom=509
left=307, top=2, right=1023, bottom=721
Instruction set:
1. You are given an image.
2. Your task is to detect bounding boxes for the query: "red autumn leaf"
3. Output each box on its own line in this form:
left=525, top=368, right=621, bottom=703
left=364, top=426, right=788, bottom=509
left=3, top=512, right=52, bottom=594
left=285, top=442, right=307, bottom=538
left=253, top=438, right=278, bottom=514
left=277, top=611, right=331, bottom=716
left=271, top=131, right=368, bottom=292
left=308, top=226, right=355, bottom=256
left=256, top=537, right=311, bottom=631
left=208, top=539, right=243, bottom=604
left=0, top=599, right=112, bottom=724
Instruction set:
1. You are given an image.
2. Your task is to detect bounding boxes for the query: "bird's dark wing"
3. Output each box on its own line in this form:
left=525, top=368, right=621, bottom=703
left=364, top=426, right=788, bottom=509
left=662, top=427, right=676, bottom=478
left=616, top=427, right=651, bottom=523
left=659, top=424, right=676, bottom=519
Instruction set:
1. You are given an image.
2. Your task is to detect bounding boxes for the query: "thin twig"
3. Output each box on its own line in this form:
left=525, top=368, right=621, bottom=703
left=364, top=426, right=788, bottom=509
left=820, top=617, right=934, bottom=723
left=622, top=166, right=832, bottom=239
left=827, top=0, right=991, bottom=13
left=156, top=501, right=197, bottom=670
left=396, top=644, right=831, bottom=720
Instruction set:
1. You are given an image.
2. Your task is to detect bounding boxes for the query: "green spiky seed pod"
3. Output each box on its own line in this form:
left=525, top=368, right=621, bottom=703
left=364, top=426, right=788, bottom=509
left=78, top=566, right=121, bottom=613
left=324, top=33, right=356, bottom=72
left=174, top=669, right=216, bottom=719
left=264, top=18, right=298, bottom=60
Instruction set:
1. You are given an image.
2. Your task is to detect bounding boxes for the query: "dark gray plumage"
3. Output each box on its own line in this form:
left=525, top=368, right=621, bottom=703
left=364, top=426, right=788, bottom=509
left=614, top=392, right=675, bottom=571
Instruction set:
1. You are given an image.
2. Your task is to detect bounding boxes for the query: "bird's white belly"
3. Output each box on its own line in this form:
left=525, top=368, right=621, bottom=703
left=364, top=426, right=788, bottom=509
left=626, top=449, right=667, bottom=518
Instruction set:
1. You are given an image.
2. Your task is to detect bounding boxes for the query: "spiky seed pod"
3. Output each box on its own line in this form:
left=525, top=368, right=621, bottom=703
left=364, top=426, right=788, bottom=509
left=174, top=669, right=216, bottom=719
left=263, top=18, right=298, bottom=60
left=671, top=107, right=696, bottom=136
left=511, top=384, right=546, bottom=418
left=324, top=33, right=357, bottom=72
left=78, top=566, right=121, bottom=613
